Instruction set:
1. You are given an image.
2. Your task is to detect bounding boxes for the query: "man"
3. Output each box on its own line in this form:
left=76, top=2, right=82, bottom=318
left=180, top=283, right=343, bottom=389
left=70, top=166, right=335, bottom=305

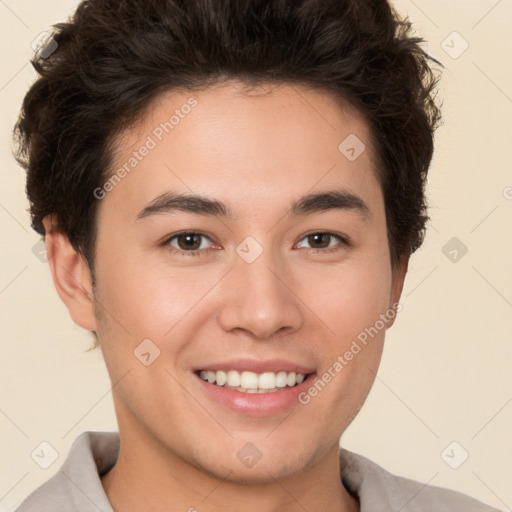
left=12, top=0, right=501, bottom=510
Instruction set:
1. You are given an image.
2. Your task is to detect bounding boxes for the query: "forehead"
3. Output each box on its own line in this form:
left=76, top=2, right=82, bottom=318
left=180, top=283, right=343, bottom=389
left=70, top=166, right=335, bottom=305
left=100, top=81, right=381, bottom=219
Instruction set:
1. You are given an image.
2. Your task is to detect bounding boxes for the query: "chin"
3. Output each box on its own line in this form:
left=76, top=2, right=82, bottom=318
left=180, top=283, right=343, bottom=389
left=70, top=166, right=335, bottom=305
left=213, top=460, right=305, bottom=485
left=188, top=442, right=316, bottom=484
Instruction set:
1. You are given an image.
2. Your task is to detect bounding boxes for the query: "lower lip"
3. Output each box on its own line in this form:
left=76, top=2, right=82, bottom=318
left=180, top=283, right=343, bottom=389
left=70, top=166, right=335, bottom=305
left=194, top=373, right=316, bottom=417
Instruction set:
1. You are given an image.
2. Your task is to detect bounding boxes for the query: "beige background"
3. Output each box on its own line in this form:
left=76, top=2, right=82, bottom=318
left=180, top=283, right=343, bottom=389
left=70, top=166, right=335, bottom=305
left=1, top=0, right=511, bottom=510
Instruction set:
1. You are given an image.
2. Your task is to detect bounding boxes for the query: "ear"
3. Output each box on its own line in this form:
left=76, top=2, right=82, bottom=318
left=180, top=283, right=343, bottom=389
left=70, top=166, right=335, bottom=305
left=42, top=215, right=97, bottom=332
left=387, top=253, right=409, bottom=328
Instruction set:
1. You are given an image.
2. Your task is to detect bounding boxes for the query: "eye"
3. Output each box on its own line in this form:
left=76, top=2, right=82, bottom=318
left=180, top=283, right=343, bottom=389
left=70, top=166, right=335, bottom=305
left=164, top=232, right=215, bottom=255
left=295, top=232, right=348, bottom=253
left=162, top=231, right=348, bottom=256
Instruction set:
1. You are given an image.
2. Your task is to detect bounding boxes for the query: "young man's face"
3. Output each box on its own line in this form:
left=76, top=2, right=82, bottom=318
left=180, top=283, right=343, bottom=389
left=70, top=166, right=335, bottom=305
left=55, top=81, right=406, bottom=483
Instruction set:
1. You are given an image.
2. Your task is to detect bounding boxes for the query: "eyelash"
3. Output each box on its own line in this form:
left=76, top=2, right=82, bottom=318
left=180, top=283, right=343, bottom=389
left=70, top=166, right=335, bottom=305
left=162, top=231, right=349, bottom=257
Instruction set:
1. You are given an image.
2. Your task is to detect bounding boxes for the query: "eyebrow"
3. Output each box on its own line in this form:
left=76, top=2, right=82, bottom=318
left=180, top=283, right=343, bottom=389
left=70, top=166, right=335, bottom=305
left=136, top=189, right=370, bottom=221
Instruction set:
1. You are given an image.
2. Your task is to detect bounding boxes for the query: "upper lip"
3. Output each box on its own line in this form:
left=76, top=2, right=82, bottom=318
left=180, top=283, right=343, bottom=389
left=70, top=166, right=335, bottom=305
left=193, top=358, right=315, bottom=375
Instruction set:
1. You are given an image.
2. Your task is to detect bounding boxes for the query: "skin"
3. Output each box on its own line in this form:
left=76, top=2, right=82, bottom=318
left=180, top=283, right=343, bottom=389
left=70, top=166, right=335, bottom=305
left=43, top=80, right=408, bottom=512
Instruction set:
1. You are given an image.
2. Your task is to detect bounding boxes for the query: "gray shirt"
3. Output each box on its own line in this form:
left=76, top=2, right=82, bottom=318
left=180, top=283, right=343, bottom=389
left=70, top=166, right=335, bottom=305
left=13, top=431, right=501, bottom=511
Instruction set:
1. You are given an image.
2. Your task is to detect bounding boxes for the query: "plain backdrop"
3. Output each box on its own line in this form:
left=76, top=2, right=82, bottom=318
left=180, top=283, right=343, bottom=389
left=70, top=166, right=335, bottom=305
left=1, top=1, right=511, bottom=511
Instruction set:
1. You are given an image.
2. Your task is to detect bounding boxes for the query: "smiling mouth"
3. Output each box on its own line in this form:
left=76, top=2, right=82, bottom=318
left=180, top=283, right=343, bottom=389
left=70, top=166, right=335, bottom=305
left=196, top=369, right=312, bottom=394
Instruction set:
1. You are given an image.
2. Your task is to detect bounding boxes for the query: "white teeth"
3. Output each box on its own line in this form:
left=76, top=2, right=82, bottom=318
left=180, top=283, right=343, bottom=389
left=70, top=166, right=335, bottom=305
left=227, top=370, right=240, bottom=387
left=240, top=371, right=258, bottom=389
left=198, top=369, right=309, bottom=392
left=258, top=372, right=275, bottom=389
left=275, top=371, right=288, bottom=388
left=215, top=370, right=227, bottom=386
left=286, top=371, right=296, bottom=387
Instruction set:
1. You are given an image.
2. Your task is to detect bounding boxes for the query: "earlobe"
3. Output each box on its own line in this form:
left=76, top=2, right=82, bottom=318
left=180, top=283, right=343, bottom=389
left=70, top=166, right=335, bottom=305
left=42, top=216, right=97, bottom=332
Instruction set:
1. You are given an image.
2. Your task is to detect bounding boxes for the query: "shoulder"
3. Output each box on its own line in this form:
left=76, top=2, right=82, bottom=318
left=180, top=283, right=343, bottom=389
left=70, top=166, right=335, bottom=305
left=13, top=431, right=118, bottom=512
left=12, top=471, right=73, bottom=512
left=339, top=448, right=503, bottom=512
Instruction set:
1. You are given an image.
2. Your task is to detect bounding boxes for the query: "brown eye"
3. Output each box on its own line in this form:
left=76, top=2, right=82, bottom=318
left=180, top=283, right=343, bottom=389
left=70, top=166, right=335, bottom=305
left=176, top=234, right=202, bottom=250
left=166, top=232, right=213, bottom=253
left=307, top=233, right=332, bottom=249
left=296, top=232, right=347, bottom=252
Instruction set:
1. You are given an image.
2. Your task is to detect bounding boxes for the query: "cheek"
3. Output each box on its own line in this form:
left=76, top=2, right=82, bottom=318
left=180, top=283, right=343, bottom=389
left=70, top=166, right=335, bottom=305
left=95, top=252, right=207, bottom=334
left=296, top=262, right=392, bottom=429
left=313, top=251, right=393, bottom=401
left=307, top=256, right=393, bottom=344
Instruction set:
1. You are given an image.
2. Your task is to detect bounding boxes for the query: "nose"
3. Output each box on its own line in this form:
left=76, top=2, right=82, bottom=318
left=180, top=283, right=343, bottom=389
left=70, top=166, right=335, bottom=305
left=216, top=244, right=304, bottom=340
